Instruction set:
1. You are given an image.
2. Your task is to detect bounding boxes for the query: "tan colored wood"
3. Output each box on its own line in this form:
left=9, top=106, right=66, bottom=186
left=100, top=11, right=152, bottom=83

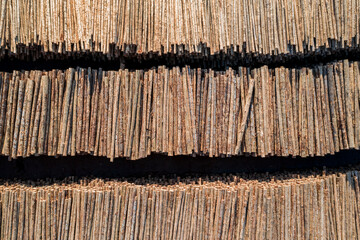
left=235, top=75, right=255, bottom=154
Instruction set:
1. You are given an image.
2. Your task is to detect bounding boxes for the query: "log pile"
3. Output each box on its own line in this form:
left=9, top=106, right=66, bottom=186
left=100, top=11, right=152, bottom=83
left=0, top=60, right=359, bottom=160
left=0, top=0, right=359, bottom=56
left=1, top=0, right=360, bottom=238
left=1, top=169, right=360, bottom=239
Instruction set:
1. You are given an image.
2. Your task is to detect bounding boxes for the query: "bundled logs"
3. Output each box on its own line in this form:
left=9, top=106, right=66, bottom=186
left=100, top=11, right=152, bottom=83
left=0, top=0, right=360, bottom=56
left=2, top=1, right=360, bottom=238
left=1, top=169, right=360, bottom=239
left=0, top=60, right=359, bottom=160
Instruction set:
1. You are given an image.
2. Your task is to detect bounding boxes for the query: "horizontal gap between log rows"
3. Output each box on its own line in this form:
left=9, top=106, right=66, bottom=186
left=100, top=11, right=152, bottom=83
left=0, top=149, right=359, bottom=180
left=1, top=45, right=360, bottom=72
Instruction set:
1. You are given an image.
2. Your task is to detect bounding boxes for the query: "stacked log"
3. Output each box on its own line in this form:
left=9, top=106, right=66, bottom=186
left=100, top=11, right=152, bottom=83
left=0, top=0, right=359, bottom=56
left=1, top=169, right=360, bottom=239
left=0, top=60, right=359, bottom=160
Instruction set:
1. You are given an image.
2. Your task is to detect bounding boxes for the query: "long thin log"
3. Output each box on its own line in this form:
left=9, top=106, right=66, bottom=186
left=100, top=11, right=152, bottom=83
left=235, top=76, right=255, bottom=154
left=58, top=69, right=74, bottom=155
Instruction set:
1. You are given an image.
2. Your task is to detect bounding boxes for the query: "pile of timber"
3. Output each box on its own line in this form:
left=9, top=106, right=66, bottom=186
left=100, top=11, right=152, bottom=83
left=0, top=60, right=359, bottom=160
left=1, top=169, right=360, bottom=239
left=0, top=0, right=359, bottom=56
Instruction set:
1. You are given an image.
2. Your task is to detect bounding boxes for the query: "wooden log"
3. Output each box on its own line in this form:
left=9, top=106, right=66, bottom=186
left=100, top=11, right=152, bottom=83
left=29, top=73, right=45, bottom=156
left=182, top=67, right=193, bottom=155
left=76, top=69, right=85, bottom=153
left=11, top=78, right=25, bottom=158
left=253, top=69, right=262, bottom=156
left=335, top=62, right=349, bottom=148
left=163, top=68, right=169, bottom=155
left=168, top=70, right=174, bottom=156
left=201, top=70, right=209, bottom=155
left=128, top=72, right=140, bottom=158
left=261, top=67, right=270, bottom=156
left=63, top=74, right=76, bottom=156
left=50, top=72, right=59, bottom=156
left=270, top=69, right=277, bottom=155
left=38, top=75, right=50, bottom=155
left=131, top=71, right=143, bottom=160
left=239, top=68, right=249, bottom=154
left=124, top=70, right=133, bottom=157
left=275, top=68, right=285, bottom=156
left=209, top=70, right=216, bottom=157
left=321, top=65, right=335, bottom=154
left=280, top=67, right=289, bottom=156
left=84, top=68, right=92, bottom=153
left=187, top=68, right=197, bottom=155
left=306, top=69, right=315, bottom=156
left=119, top=71, right=127, bottom=156
left=3, top=74, right=19, bottom=158
left=107, top=73, right=114, bottom=158
left=299, top=68, right=308, bottom=157
left=0, top=73, right=9, bottom=149
left=70, top=70, right=78, bottom=156
left=87, top=69, right=97, bottom=153
left=47, top=71, right=56, bottom=156
left=234, top=74, right=255, bottom=154
left=249, top=72, right=257, bottom=155
left=327, top=64, right=340, bottom=152
left=110, top=71, right=121, bottom=161
left=173, top=68, right=180, bottom=155
left=227, top=70, right=236, bottom=156
left=353, top=62, right=360, bottom=149
left=58, top=69, right=74, bottom=155
left=285, top=68, right=296, bottom=157
left=145, top=71, right=153, bottom=157
left=311, top=68, right=321, bottom=156
left=17, top=79, right=34, bottom=157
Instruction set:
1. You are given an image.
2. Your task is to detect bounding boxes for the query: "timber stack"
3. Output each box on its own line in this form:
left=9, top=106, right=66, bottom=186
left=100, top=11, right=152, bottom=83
left=1, top=169, right=360, bottom=239
left=0, top=0, right=360, bottom=239
left=0, top=61, right=359, bottom=161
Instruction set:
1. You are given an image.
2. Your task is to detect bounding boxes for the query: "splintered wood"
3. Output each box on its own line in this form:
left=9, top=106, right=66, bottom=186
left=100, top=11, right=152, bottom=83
left=0, top=60, right=359, bottom=160
left=1, top=170, right=360, bottom=239
left=0, top=0, right=359, bottom=55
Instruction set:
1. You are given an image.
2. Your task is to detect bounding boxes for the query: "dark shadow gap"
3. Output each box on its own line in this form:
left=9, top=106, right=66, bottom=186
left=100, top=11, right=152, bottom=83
left=1, top=43, right=360, bottom=72
left=0, top=149, right=359, bottom=180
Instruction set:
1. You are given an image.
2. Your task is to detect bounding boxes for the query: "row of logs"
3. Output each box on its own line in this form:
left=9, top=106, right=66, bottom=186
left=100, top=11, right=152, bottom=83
left=0, top=60, right=359, bottom=160
left=1, top=170, right=360, bottom=239
left=0, top=0, right=359, bottom=55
